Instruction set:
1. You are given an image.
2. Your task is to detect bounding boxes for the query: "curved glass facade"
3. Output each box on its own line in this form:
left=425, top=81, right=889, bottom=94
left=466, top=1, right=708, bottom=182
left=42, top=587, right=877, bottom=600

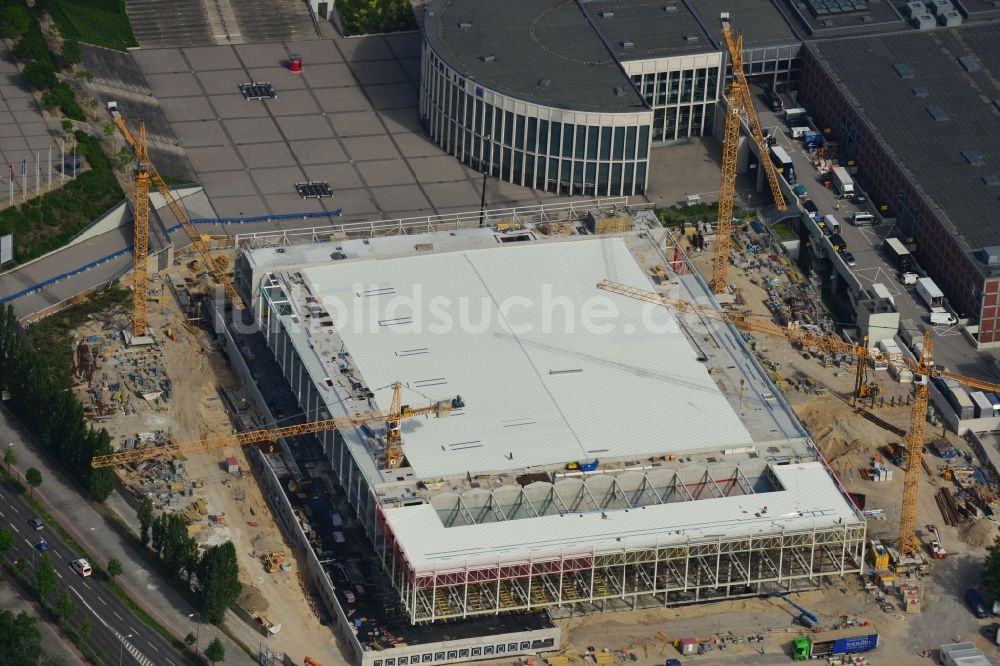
left=420, top=40, right=653, bottom=197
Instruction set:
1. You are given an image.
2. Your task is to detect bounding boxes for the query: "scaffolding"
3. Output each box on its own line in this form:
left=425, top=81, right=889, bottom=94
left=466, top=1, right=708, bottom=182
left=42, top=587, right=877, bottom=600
left=379, top=521, right=865, bottom=623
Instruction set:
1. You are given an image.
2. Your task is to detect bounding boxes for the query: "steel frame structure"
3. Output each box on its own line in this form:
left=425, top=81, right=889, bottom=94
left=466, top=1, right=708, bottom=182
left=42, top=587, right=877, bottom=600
left=378, top=520, right=865, bottom=624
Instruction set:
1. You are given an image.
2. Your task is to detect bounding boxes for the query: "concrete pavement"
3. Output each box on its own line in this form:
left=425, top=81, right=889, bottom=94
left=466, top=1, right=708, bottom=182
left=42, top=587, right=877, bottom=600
left=0, top=407, right=256, bottom=665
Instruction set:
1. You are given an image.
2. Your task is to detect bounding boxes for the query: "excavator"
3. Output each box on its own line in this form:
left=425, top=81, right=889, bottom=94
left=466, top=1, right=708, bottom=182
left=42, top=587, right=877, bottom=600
left=596, top=279, right=1000, bottom=556
left=90, top=382, right=463, bottom=469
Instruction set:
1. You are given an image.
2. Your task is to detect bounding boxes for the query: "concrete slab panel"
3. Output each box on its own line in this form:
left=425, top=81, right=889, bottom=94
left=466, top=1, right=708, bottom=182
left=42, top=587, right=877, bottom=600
left=172, top=120, right=229, bottom=147
left=0, top=112, right=13, bottom=125
left=377, top=107, right=422, bottom=134
left=252, top=166, right=306, bottom=195
left=246, top=66, right=307, bottom=90
left=365, top=83, right=417, bottom=110
left=383, top=33, right=421, bottom=59
left=393, top=132, right=441, bottom=158
left=311, top=86, right=371, bottom=113
left=286, top=40, right=343, bottom=64
left=209, top=94, right=269, bottom=119
left=267, top=89, right=321, bottom=117
left=301, top=163, right=365, bottom=191
left=421, top=181, right=482, bottom=209
left=407, top=155, right=470, bottom=184
left=11, top=111, right=41, bottom=125
left=26, top=135, right=53, bottom=150
left=373, top=184, right=431, bottom=213
left=263, top=192, right=327, bottom=214
left=4, top=98, right=36, bottom=112
left=329, top=111, right=385, bottom=137
left=186, top=145, right=244, bottom=172
left=342, top=135, right=400, bottom=161
left=301, top=63, right=356, bottom=88
left=132, top=49, right=189, bottom=74
left=0, top=81, right=30, bottom=97
left=160, top=97, right=218, bottom=122
left=238, top=141, right=298, bottom=168
left=356, top=159, right=415, bottom=187
left=195, top=69, right=246, bottom=96
left=327, top=187, right=377, bottom=215
left=222, top=117, right=282, bottom=144
left=146, top=72, right=203, bottom=98
left=0, top=136, right=28, bottom=151
left=399, top=57, right=421, bottom=82
left=0, top=124, right=23, bottom=138
left=349, top=59, right=407, bottom=85
left=289, top=138, right=348, bottom=164
left=210, top=194, right=267, bottom=217
left=276, top=115, right=333, bottom=141
left=18, top=123, right=49, bottom=138
left=234, top=43, right=289, bottom=69
left=199, top=170, right=259, bottom=197
left=182, top=46, right=243, bottom=71
left=338, top=36, right=393, bottom=61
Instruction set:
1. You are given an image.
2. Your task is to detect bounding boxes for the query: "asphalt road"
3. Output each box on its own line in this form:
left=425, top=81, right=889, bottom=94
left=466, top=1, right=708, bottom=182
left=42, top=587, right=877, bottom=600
left=0, top=478, right=187, bottom=666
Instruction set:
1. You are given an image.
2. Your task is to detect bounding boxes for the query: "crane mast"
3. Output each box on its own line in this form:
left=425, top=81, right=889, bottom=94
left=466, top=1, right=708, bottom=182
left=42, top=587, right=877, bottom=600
left=712, top=20, right=787, bottom=294
left=596, top=280, right=1000, bottom=556
left=132, top=123, right=150, bottom=337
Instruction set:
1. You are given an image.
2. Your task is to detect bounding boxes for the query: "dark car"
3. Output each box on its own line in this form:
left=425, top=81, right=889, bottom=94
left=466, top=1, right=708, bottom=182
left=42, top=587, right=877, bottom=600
left=665, top=660, right=682, bottom=666
left=28, top=517, right=44, bottom=531
left=830, top=233, right=848, bottom=251
left=34, top=540, right=49, bottom=552
left=842, top=251, right=857, bottom=267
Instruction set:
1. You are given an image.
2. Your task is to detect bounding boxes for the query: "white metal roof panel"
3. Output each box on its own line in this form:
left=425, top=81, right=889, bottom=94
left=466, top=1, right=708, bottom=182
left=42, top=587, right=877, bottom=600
left=382, top=462, right=859, bottom=571
left=300, top=237, right=752, bottom=479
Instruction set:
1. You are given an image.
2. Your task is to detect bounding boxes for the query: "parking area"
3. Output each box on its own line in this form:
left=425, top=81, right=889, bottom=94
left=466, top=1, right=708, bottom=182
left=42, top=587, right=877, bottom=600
left=756, top=91, right=1000, bottom=377
left=124, top=36, right=563, bottom=225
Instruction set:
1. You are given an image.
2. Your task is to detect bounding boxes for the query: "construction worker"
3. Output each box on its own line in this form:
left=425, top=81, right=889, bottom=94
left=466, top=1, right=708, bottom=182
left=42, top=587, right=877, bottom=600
left=834, top=201, right=840, bottom=211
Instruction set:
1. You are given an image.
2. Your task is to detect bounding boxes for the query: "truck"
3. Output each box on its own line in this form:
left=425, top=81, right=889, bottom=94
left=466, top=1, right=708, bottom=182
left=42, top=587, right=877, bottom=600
left=763, top=86, right=782, bottom=112
left=784, top=107, right=808, bottom=125
left=830, top=166, right=854, bottom=198
left=916, top=277, right=944, bottom=308
left=925, top=524, right=947, bottom=559
left=769, top=145, right=796, bottom=184
left=884, top=237, right=913, bottom=271
left=791, top=628, right=879, bottom=661
left=929, top=307, right=957, bottom=326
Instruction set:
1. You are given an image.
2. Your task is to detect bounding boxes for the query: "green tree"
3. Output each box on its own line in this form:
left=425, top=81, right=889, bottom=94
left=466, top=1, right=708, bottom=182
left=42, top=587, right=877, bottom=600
left=21, top=60, right=57, bottom=91
left=184, top=632, right=197, bottom=647
left=102, top=122, right=114, bottom=137
left=61, top=40, right=80, bottom=66
left=16, top=557, right=27, bottom=573
left=35, top=553, right=57, bottom=599
left=983, top=536, right=1000, bottom=601
left=118, top=146, right=133, bottom=165
left=0, top=526, right=13, bottom=557
left=79, top=617, right=91, bottom=639
left=4, top=448, right=16, bottom=472
left=107, top=558, right=123, bottom=581
left=0, top=5, right=30, bottom=37
left=54, top=588, right=75, bottom=622
left=197, top=542, right=242, bottom=623
left=204, top=637, right=225, bottom=664
left=0, top=609, right=44, bottom=665
left=138, top=497, right=154, bottom=547
left=25, top=467, right=42, bottom=497
left=151, top=513, right=166, bottom=556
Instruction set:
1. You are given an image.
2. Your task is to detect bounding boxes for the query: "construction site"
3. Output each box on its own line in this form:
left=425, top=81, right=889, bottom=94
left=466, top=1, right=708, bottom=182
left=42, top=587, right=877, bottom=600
left=27, top=10, right=1000, bottom=666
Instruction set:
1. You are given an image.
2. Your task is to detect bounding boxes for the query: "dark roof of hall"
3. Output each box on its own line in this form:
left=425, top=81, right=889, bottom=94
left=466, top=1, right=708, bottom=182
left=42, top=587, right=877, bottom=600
left=809, top=24, right=1000, bottom=255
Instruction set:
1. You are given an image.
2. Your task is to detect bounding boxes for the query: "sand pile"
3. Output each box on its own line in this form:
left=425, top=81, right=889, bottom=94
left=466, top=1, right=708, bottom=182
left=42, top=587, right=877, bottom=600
left=959, top=518, right=999, bottom=548
left=793, top=397, right=892, bottom=474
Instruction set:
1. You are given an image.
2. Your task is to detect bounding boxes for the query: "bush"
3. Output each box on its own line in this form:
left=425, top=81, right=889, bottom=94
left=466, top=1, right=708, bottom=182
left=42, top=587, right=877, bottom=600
left=41, top=82, right=84, bottom=120
left=61, top=38, right=80, bottom=65
left=21, top=59, right=57, bottom=91
left=0, top=5, right=31, bottom=36
left=336, top=0, right=416, bottom=36
left=43, top=0, right=137, bottom=51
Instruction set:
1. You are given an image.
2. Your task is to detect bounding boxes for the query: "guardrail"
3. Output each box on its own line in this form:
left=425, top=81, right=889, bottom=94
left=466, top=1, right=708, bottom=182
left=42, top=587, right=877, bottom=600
left=162, top=208, right=344, bottom=234
left=1, top=246, right=133, bottom=305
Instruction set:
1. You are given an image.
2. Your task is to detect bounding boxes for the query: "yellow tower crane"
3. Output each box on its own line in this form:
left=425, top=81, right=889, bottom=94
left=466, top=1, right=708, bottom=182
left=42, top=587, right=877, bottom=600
left=712, top=19, right=788, bottom=294
left=596, top=279, right=1000, bottom=555
left=110, top=108, right=245, bottom=310
left=89, top=382, right=463, bottom=469
left=132, top=123, right=150, bottom=337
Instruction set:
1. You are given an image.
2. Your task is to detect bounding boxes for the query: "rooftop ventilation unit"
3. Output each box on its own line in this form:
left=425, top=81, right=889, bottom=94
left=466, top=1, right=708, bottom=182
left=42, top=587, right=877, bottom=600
left=684, top=34, right=700, bottom=42
left=981, top=246, right=1000, bottom=265
left=961, top=149, right=983, bottom=166
left=927, top=105, right=947, bottom=121
left=959, top=55, right=980, bottom=72
left=613, top=86, right=626, bottom=97
left=938, top=10, right=961, bottom=25
left=860, top=14, right=873, bottom=21
left=480, top=54, right=495, bottom=63
left=983, top=175, right=1000, bottom=187
left=927, top=0, right=953, bottom=13
left=913, top=86, right=928, bottom=97
left=664, top=4, right=678, bottom=12
left=537, top=79, right=551, bottom=89
left=600, top=10, right=614, bottom=18
left=458, top=21, right=472, bottom=29
left=904, top=0, right=925, bottom=16
left=893, top=63, right=913, bottom=79
left=621, top=40, right=634, bottom=48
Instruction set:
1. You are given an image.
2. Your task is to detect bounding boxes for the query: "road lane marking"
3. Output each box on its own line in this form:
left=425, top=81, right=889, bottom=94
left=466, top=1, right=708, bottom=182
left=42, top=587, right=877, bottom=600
left=9, top=524, right=18, bottom=533
left=0, top=509, right=5, bottom=517
left=82, top=581, right=91, bottom=590
left=9, top=505, right=18, bottom=514
left=55, top=571, right=62, bottom=579
left=164, top=658, right=176, bottom=666
left=129, top=625, right=140, bottom=636
left=23, top=537, right=31, bottom=548
left=97, top=595, right=107, bottom=606
left=53, top=550, right=62, bottom=559
left=147, top=640, right=160, bottom=652
left=113, top=611, right=124, bottom=622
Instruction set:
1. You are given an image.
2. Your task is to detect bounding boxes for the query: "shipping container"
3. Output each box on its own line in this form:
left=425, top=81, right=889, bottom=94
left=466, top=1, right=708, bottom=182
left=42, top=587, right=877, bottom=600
left=769, top=145, right=796, bottom=183
left=916, top=278, right=944, bottom=308
left=987, top=393, right=1000, bottom=414
left=970, top=391, right=993, bottom=418
left=948, top=387, right=975, bottom=420
left=792, top=628, right=879, bottom=660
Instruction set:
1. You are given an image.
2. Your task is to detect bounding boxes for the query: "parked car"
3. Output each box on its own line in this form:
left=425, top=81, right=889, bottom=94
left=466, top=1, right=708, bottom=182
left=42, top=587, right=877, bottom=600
left=665, top=660, right=682, bottom=666
left=70, top=559, right=92, bottom=578
left=842, top=251, right=857, bottom=267
left=802, top=199, right=819, bottom=219
left=829, top=234, right=848, bottom=252
left=34, top=540, right=49, bottom=552
left=28, top=517, right=44, bottom=531
left=966, top=588, right=988, bottom=618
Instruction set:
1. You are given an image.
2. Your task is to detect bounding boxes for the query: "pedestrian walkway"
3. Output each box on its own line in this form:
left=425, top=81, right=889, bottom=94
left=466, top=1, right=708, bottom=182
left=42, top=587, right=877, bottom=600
left=0, top=407, right=256, bottom=665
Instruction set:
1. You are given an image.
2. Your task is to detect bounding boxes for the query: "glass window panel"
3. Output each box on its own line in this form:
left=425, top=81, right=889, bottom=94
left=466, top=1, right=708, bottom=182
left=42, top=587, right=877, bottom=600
left=623, top=162, right=634, bottom=193
left=502, top=147, right=512, bottom=180
left=575, top=125, right=586, bottom=159
left=548, top=121, right=559, bottom=155
left=665, top=108, right=677, bottom=140
left=515, top=115, right=525, bottom=150
left=572, top=161, right=583, bottom=195
left=512, top=149, right=523, bottom=184
left=465, top=95, right=473, bottom=125
left=525, top=154, right=535, bottom=188
left=680, top=70, right=694, bottom=103
left=694, top=68, right=707, bottom=102
left=656, top=76, right=667, bottom=106
left=678, top=106, right=691, bottom=137
left=597, top=163, right=609, bottom=196
left=548, top=158, right=559, bottom=192
left=587, top=126, right=598, bottom=160
left=536, top=119, right=546, bottom=154
left=585, top=162, right=596, bottom=195
left=667, top=72, right=680, bottom=104
left=562, top=123, right=574, bottom=157
left=612, top=127, right=624, bottom=160
left=599, top=128, right=611, bottom=160
left=503, top=111, right=514, bottom=146
left=611, top=163, right=622, bottom=196
left=475, top=100, right=483, bottom=133
left=653, top=109, right=664, bottom=141
left=638, top=126, right=649, bottom=158
left=703, top=102, right=715, bottom=135
left=625, top=126, right=636, bottom=160
left=692, top=105, right=704, bottom=136
left=635, top=162, right=647, bottom=194
left=706, top=67, right=719, bottom=100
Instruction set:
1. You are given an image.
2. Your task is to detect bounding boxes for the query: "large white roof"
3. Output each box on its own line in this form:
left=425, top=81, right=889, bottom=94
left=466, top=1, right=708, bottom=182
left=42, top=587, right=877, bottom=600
left=382, top=462, right=859, bottom=572
left=301, top=237, right=752, bottom=479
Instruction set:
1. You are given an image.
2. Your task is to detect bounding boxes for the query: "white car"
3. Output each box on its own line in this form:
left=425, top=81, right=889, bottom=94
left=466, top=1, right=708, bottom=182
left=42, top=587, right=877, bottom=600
left=70, top=558, right=92, bottom=577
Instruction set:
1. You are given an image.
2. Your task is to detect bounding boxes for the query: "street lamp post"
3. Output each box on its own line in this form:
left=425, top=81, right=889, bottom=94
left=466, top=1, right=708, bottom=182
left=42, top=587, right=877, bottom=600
left=119, top=633, right=133, bottom=665
left=188, top=612, right=201, bottom=654
left=479, top=135, right=491, bottom=228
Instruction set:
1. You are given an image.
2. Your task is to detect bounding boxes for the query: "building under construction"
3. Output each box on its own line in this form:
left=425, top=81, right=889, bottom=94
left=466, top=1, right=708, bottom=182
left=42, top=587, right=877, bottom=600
left=235, top=209, right=865, bottom=665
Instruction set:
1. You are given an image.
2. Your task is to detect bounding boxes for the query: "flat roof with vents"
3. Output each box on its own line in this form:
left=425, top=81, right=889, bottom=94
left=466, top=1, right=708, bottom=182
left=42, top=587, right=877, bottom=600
left=809, top=24, right=1000, bottom=252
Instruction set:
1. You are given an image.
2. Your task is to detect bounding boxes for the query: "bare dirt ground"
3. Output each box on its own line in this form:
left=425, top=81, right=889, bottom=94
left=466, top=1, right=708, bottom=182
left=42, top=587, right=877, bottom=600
left=75, top=275, right=342, bottom=664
